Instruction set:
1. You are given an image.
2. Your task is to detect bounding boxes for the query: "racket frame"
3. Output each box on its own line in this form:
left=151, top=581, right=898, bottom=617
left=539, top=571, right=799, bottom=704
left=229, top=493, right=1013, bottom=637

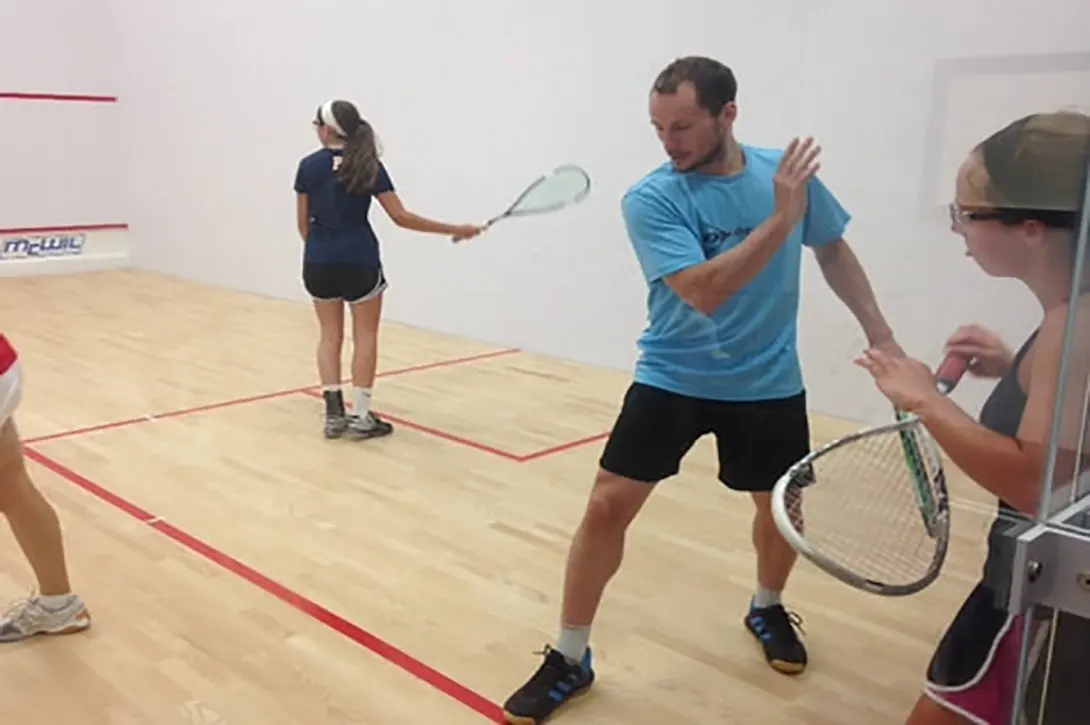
left=770, top=413, right=951, bottom=597
left=484, top=164, right=591, bottom=228
left=895, top=359, right=967, bottom=539
left=895, top=406, right=944, bottom=538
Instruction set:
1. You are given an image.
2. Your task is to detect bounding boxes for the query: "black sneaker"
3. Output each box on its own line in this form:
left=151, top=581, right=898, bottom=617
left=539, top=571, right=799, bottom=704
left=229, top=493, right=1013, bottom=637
left=345, top=412, right=394, bottom=440
left=502, top=646, right=595, bottom=724
left=322, top=390, right=347, bottom=439
left=744, top=602, right=807, bottom=674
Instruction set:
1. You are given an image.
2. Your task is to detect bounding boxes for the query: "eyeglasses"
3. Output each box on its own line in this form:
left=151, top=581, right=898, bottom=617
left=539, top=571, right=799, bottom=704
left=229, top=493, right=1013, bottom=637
left=949, top=202, right=995, bottom=227
left=948, top=201, right=1077, bottom=230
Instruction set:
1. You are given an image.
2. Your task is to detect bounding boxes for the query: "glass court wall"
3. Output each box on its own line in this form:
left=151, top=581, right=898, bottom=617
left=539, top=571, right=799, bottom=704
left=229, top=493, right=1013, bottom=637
left=997, top=150, right=1090, bottom=725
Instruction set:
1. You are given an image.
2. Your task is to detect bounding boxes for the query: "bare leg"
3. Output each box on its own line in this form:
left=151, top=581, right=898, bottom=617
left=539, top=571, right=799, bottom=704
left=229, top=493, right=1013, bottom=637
left=313, top=299, right=345, bottom=387
left=348, top=293, right=382, bottom=393
left=345, top=293, right=392, bottom=438
left=499, top=469, right=656, bottom=724
left=560, top=469, right=655, bottom=629
left=312, top=299, right=348, bottom=437
left=502, top=378, right=693, bottom=724
left=744, top=491, right=807, bottom=674
left=751, top=491, right=798, bottom=593
left=0, top=418, right=90, bottom=642
left=0, top=420, right=71, bottom=595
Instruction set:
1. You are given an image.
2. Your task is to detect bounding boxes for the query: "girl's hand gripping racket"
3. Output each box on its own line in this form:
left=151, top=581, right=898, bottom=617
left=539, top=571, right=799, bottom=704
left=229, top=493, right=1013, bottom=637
left=895, top=354, right=970, bottom=539
left=770, top=353, right=969, bottom=596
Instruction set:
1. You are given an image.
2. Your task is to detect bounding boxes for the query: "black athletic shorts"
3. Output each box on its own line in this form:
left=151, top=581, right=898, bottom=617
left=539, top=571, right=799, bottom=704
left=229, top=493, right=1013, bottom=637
left=598, top=382, right=810, bottom=492
left=302, top=262, right=387, bottom=303
left=925, top=580, right=1090, bottom=723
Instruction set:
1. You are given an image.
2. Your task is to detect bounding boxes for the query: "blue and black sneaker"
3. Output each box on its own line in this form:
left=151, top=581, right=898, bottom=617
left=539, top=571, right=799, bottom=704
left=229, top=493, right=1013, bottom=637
left=744, top=602, right=808, bottom=675
left=502, top=645, right=595, bottom=724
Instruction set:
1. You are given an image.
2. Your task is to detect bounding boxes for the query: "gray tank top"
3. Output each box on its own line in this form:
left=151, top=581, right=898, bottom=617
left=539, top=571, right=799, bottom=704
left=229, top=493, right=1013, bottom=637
left=981, top=329, right=1037, bottom=583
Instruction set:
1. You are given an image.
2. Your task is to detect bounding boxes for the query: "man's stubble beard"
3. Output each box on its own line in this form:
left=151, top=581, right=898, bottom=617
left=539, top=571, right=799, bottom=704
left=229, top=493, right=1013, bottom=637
left=683, top=126, right=728, bottom=173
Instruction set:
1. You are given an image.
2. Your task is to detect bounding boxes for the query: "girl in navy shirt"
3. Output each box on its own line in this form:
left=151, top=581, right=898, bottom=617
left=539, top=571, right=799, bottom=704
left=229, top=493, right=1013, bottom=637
left=295, top=99, right=481, bottom=439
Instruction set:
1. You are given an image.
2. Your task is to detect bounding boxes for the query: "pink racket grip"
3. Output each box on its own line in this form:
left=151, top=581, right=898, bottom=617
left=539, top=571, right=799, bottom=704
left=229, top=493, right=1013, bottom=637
left=935, top=353, right=970, bottom=394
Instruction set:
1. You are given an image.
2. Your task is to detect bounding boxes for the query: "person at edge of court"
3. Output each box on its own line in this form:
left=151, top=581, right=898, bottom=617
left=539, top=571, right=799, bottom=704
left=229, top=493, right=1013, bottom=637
left=0, top=332, right=92, bottom=642
left=857, top=110, right=1090, bottom=725
left=295, top=99, right=482, bottom=440
left=501, top=55, right=903, bottom=725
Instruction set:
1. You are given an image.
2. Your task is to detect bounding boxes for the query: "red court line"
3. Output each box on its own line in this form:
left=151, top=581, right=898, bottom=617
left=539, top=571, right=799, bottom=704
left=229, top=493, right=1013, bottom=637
left=22, top=348, right=521, bottom=446
left=23, top=386, right=319, bottom=445
left=0, top=92, right=118, bottom=103
left=373, top=349, right=518, bottom=378
left=21, top=446, right=505, bottom=722
left=518, top=432, right=610, bottom=462
left=0, top=223, right=129, bottom=235
left=299, top=389, right=523, bottom=461
left=300, top=388, right=610, bottom=462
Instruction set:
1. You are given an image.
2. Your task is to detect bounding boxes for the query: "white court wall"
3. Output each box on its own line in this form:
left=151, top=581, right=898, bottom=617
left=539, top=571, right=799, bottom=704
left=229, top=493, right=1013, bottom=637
left=113, top=0, right=1090, bottom=425
left=794, top=0, right=1090, bottom=422
left=0, top=0, right=130, bottom=275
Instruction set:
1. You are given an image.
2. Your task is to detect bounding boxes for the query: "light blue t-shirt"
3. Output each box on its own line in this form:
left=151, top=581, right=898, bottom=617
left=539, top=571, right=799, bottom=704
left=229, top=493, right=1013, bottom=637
left=621, top=145, right=850, bottom=402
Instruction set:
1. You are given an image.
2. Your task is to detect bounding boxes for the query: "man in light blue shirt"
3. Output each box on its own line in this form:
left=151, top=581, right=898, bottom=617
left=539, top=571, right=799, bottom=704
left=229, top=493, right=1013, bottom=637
left=502, top=56, right=903, bottom=725
left=625, top=142, right=855, bottom=401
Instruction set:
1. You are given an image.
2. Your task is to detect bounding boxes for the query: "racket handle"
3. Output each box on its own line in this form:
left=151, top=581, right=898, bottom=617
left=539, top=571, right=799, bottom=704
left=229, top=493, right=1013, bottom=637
left=450, top=220, right=493, bottom=243
left=935, top=353, right=969, bottom=394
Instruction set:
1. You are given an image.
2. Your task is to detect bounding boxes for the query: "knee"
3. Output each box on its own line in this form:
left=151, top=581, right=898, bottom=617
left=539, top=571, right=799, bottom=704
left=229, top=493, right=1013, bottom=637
left=0, top=463, right=31, bottom=513
left=318, top=325, right=343, bottom=347
left=0, top=427, right=29, bottom=512
left=351, top=314, right=380, bottom=344
left=750, top=491, right=772, bottom=517
left=352, top=327, right=378, bottom=347
left=750, top=492, right=779, bottom=530
left=581, top=469, right=648, bottom=535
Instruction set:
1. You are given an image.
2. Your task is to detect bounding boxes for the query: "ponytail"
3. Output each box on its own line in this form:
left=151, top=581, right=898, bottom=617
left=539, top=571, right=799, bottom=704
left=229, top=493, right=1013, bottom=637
left=338, top=119, right=381, bottom=194
left=318, top=99, right=382, bottom=195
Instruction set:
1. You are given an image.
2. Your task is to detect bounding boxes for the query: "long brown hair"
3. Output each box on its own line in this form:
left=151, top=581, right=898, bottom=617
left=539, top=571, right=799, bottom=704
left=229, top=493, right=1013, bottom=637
left=327, top=100, right=382, bottom=194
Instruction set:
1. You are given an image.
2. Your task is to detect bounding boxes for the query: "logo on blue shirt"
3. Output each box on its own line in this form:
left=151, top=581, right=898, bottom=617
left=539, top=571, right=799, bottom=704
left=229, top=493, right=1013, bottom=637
left=620, top=145, right=851, bottom=402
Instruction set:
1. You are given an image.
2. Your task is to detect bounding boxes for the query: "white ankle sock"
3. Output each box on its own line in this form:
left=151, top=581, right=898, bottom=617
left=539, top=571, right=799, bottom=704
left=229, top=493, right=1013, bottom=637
left=353, top=387, right=372, bottom=416
left=37, top=593, right=76, bottom=610
left=753, top=587, right=781, bottom=608
left=555, top=625, right=591, bottom=663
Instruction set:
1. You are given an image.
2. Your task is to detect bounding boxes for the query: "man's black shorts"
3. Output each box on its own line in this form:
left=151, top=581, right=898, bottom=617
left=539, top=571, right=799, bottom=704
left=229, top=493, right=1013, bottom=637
left=598, top=382, right=810, bottom=492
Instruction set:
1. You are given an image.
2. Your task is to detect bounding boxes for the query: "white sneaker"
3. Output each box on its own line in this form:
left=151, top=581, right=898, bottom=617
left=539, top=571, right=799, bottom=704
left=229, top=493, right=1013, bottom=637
left=0, top=593, right=92, bottom=642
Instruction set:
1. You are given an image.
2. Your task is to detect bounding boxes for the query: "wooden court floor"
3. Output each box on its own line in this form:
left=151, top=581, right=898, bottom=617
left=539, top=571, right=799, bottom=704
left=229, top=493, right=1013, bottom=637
left=0, top=269, right=1001, bottom=724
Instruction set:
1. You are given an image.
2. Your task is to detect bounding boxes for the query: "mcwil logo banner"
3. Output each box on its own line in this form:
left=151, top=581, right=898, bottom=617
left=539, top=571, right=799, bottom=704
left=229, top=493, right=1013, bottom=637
left=0, top=233, right=86, bottom=260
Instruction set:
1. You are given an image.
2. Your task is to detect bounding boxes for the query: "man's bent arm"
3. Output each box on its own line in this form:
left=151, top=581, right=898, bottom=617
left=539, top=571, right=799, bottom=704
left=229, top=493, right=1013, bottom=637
left=663, top=214, right=794, bottom=315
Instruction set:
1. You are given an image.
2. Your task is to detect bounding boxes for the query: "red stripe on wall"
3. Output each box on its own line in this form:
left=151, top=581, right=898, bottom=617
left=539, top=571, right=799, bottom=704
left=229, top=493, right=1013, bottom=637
left=0, top=223, right=129, bottom=235
left=0, top=92, right=118, bottom=103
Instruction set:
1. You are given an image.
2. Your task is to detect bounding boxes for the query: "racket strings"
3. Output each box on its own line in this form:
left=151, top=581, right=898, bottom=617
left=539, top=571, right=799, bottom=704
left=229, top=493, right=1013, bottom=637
left=504, top=167, right=590, bottom=217
left=785, top=426, right=946, bottom=587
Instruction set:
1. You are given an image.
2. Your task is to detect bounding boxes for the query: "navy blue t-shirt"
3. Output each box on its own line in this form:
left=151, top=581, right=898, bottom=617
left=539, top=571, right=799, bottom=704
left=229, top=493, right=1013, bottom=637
left=293, top=148, right=395, bottom=266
